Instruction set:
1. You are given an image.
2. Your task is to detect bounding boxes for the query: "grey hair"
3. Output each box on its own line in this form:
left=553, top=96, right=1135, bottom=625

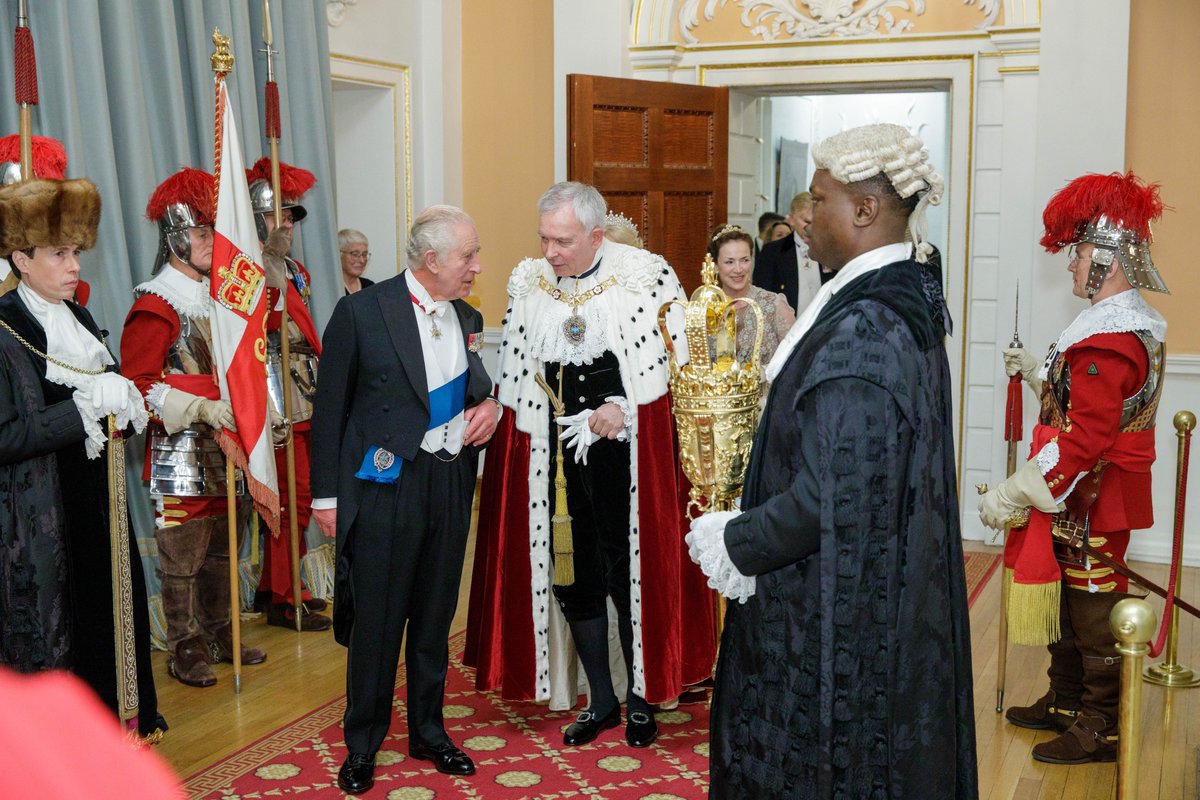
left=405, top=205, right=475, bottom=270
left=536, top=181, right=607, bottom=234
left=337, top=228, right=368, bottom=250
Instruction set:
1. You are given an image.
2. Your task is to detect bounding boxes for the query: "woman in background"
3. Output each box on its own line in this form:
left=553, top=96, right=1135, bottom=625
left=709, top=224, right=795, bottom=365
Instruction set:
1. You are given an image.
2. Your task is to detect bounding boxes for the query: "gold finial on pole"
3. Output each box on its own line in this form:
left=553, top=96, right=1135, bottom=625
left=1111, top=598, right=1156, bottom=800
left=1145, top=410, right=1200, bottom=688
left=211, top=28, right=234, bottom=74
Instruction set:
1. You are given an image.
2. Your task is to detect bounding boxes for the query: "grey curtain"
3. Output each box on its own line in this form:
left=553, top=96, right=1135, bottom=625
left=0, top=0, right=341, bottom=643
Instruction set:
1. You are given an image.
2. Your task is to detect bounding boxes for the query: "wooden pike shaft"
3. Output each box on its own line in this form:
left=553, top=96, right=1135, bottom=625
left=226, top=454, right=242, bottom=692
left=268, top=138, right=303, bottom=629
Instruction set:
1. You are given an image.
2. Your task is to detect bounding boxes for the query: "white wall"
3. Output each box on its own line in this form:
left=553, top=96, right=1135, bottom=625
left=331, top=82, right=398, bottom=283
left=766, top=92, right=950, bottom=256
left=552, top=0, right=634, bottom=180
left=326, top=0, right=461, bottom=210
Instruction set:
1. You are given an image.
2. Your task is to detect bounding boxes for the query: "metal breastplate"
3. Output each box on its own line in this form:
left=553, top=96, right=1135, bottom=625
left=266, top=318, right=318, bottom=423
left=1040, top=330, right=1164, bottom=433
left=150, top=313, right=243, bottom=497
left=167, top=314, right=214, bottom=375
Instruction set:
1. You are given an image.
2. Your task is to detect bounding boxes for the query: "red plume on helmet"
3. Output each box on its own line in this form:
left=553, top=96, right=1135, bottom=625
left=245, top=157, right=316, bottom=202
left=0, top=134, right=68, bottom=179
left=145, top=167, right=216, bottom=225
left=1040, top=171, right=1165, bottom=253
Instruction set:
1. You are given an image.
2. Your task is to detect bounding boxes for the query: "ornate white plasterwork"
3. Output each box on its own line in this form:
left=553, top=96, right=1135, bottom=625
left=326, top=0, right=359, bottom=27
left=678, top=0, right=1001, bottom=43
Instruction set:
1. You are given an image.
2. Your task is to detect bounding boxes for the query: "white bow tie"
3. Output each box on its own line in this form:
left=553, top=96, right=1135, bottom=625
left=411, top=292, right=447, bottom=318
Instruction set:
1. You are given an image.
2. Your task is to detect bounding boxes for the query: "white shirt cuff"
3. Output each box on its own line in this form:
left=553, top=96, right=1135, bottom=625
left=311, top=497, right=337, bottom=510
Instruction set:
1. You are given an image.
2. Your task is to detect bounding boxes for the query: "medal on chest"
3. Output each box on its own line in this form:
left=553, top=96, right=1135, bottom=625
left=539, top=275, right=617, bottom=346
left=410, top=292, right=444, bottom=339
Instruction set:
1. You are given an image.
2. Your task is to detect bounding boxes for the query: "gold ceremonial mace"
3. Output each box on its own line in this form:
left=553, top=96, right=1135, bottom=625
left=107, top=416, right=139, bottom=725
left=261, top=0, right=305, bottom=630
left=211, top=29, right=245, bottom=692
left=1144, top=411, right=1200, bottom=688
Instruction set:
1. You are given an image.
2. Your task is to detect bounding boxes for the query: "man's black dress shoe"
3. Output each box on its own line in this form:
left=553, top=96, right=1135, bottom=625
left=563, top=704, right=621, bottom=746
left=626, top=710, right=658, bottom=748
left=410, top=740, right=476, bottom=776
left=338, top=752, right=375, bottom=794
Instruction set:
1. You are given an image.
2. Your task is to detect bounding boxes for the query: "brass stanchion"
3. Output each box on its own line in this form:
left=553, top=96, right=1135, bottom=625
left=1145, top=411, right=1200, bottom=688
left=1111, top=598, right=1156, bottom=800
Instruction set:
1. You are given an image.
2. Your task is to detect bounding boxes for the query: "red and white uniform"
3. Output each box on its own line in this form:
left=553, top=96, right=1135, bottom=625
left=1019, top=289, right=1166, bottom=593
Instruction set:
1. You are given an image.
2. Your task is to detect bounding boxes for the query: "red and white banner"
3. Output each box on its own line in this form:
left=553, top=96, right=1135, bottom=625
left=209, top=78, right=280, bottom=530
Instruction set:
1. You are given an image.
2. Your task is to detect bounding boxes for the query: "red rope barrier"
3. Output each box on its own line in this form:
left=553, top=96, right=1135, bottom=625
left=1149, top=425, right=1191, bottom=659
left=14, top=25, right=37, bottom=105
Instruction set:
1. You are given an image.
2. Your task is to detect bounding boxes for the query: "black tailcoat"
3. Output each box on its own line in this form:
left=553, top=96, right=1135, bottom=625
left=310, top=272, right=493, bottom=753
left=752, top=234, right=799, bottom=311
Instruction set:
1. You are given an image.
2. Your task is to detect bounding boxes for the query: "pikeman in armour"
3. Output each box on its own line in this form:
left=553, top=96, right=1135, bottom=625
left=245, top=157, right=330, bottom=631
left=980, top=171, right=1168, bottom=764
left=121, top=168, right=269, bottom=687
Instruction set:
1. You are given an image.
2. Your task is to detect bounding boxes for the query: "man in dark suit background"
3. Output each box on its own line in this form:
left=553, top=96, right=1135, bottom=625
left=310, top=205, right=500, bottom=794
left=752, top=191, right=830, bottom=315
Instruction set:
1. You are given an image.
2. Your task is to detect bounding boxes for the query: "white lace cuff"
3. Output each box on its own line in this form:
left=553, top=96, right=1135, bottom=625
left=604, top=395, right=632, bottom=442
left=71, top=390, right=108, bottom=460
left=686, top=510, right=756, bottom=603
left=146, top=382, right=172, bottom=417
left=1035, top=440, right=1060, bottom=475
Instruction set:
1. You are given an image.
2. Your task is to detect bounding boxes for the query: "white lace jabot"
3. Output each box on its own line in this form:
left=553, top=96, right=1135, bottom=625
left=1038, top=289, right=1167, bottom=381
left=135, top=266, right=211, bottom=319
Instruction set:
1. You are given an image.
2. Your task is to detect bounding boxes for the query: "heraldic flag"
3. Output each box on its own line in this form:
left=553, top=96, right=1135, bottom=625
left=209, top=78, right=281, bottom=531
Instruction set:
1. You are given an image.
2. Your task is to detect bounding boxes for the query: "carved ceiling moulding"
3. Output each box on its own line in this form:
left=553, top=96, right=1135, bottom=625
left=678, top=0, right=1001, bottom=43
left=327, top=0, right=359, bottom=27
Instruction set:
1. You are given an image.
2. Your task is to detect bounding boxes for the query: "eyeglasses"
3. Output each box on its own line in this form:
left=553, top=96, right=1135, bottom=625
left=341, top=250, right=370, bottom=260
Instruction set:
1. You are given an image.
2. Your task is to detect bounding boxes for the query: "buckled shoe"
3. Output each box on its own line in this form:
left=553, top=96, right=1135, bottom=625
left=563, top=704, right=621, bottom=746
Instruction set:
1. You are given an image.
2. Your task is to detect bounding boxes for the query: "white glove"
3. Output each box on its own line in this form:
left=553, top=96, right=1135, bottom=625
left=1003, top=347, right=1044, bottom=395
left=90, top=372, right=134, bottom=418
left=978, top=458, right=1062, bottom=530
left=71, top=372, right=149, bottom=459
left=556, top=409, right=601, bottom=464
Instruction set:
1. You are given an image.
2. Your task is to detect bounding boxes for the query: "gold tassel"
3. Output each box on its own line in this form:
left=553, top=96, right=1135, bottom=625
left=1005, top=567, right=1061, bottom=646
left=550, top=365, right=574, bottom=587
left=551, top=444, right=574, bottom=586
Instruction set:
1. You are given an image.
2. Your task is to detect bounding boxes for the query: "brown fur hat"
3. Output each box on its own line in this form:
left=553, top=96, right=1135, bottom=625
left=0, top=178, right=101, bottom=258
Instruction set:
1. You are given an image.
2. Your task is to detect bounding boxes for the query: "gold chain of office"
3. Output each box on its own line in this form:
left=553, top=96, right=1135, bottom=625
left=0, top=318, right=107, bottom=375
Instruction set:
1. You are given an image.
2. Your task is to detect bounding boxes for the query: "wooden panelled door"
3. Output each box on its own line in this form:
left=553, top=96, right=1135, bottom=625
left=568, top=75, right=728, bottom=293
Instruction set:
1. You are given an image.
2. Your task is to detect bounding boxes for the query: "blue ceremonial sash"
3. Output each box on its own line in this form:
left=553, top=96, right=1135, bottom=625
left=355, top=368, right=469, bottom=484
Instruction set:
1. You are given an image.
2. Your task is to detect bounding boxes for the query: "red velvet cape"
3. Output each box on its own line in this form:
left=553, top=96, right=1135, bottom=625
left=463, top=393, right=716, bottom=704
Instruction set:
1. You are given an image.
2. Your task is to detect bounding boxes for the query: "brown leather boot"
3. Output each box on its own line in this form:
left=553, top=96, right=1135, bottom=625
left=267, top=602, right=332, bottom=632
left=1005, top=690, right=1080, bottom=732
left=1032, top=589, right=1125, bottom=764
left=206, top=623, right=268, bottom=666
left=1006, top=590, right=1081, bottom=732
left=1032, top=713, right=1117, bottom=764
left=168, top=636, right=217, bottom=687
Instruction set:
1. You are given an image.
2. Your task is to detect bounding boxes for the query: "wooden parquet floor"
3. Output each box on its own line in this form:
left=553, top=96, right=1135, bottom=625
left=154, top=535, right=1200, bottom=799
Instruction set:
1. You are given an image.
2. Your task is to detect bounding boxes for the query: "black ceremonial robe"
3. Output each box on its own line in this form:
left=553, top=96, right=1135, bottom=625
left=710, top=257, right=978, bottom=799
left=0, top=292, right=161, bottom=735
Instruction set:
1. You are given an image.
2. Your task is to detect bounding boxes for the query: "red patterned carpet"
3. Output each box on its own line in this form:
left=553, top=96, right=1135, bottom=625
left=184, top=552, right=1001, bottom=799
